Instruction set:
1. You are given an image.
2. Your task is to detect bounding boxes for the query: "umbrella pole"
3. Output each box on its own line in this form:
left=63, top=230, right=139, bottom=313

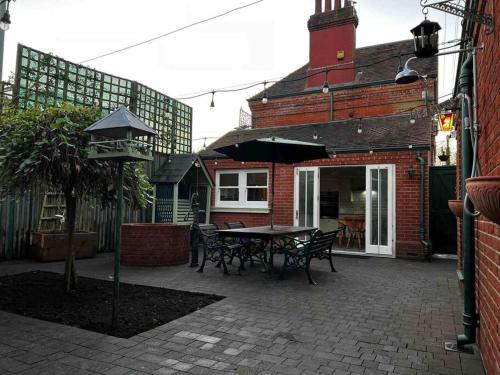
left=271, top=162, right=275, bottom=230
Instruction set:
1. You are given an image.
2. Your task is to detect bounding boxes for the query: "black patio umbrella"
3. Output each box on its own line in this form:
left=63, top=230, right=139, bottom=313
left=214, top=137, right=329, bottom=229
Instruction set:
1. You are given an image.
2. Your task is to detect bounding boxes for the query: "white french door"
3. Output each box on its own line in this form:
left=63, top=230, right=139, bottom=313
left=365, top=165, right=395, bottom=256
left=294, top=167, right=319, bottom=228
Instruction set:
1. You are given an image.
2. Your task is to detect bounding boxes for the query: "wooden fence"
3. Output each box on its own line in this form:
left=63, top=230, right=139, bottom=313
left=0, top=187, right=150, bottom=260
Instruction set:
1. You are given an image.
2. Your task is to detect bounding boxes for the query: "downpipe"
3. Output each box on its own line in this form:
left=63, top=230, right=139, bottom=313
left=454, top=51, right=478, bottom=350
left=416, top=152, right=431, bottom=260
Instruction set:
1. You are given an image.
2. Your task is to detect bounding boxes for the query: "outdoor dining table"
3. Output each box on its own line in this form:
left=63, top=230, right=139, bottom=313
left=216, top=225, right=317, bottom=270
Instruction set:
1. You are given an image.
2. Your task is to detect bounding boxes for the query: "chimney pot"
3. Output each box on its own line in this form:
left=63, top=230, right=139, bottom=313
left=334, top=0, right=341, bottom=10
left=315, top=0, right=322, bottom=13
left=325, top=0, right=332, bottom=11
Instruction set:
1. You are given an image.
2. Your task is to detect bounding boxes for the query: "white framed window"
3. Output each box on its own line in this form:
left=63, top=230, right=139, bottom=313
left=215, top=169, right=268, bottom=208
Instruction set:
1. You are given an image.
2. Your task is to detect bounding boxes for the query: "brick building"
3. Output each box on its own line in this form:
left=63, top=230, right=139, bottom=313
left=453, top=0, right=499, bottom=373
left=201, top=0, right=438, bottom=259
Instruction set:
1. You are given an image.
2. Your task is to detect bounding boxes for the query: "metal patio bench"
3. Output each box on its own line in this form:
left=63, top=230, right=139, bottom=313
left=279, top=230, right=339, bottom=285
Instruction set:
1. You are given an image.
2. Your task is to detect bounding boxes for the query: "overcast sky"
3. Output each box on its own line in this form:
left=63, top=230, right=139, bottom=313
left=2, top=0, right=462, bottom=151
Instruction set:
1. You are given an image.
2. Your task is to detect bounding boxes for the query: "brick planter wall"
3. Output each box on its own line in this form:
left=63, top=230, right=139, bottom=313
left=121, top=224, right=190, bottom=266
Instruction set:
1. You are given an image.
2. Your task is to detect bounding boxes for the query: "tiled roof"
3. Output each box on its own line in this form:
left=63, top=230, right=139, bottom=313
left=250, top=39, right=438, bottom=100
left=200, top=114, right=431, bottom=159
left=151, top=153, right=214, bottom=186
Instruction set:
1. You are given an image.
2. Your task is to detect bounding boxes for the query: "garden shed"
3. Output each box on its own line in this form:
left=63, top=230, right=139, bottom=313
left=151, top=154, right=213, bottom=224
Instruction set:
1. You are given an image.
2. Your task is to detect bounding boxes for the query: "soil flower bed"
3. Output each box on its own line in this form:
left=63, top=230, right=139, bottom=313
left=0, top=271, right=224, bottom=338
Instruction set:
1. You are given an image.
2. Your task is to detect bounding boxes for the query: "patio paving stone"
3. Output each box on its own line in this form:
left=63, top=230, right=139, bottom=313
left=0, top=253, right=486, bottom=375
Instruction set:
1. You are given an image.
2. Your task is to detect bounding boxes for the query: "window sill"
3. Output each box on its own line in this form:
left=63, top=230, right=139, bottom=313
left=211, top=207, right=270, bottom=214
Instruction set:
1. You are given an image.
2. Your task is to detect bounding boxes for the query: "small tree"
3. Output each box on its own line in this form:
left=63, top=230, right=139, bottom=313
left=0, top=104, right=152, bottom=291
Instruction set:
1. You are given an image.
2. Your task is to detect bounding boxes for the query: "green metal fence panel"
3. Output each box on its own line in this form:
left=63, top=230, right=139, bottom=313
left=13, top=44, right=192, bottom=155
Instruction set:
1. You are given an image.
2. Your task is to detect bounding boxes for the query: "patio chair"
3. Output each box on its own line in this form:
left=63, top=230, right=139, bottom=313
left=197, top=224, right=243, bottom=275
left=224, top=221, right=266, bottom=268
left=280, top=230, right=339, bottom=285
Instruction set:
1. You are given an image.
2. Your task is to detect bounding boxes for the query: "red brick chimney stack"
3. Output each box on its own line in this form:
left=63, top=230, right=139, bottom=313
left=307, top=0, right=359, bottom=88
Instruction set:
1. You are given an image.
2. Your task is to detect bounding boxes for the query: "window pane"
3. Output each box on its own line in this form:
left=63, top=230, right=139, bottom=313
left=247, top=172, right=267, bottom=186
left=370, top=169, right=379, bottom=245
left=220, top=188, right=239, bottom=201
left=247, top=188, right=267, bottom=202
left=380, top=169, right=388, bottom=246
left=306, top=171, right=314, bottom=227
left=220, top=173, right=238, bottom=187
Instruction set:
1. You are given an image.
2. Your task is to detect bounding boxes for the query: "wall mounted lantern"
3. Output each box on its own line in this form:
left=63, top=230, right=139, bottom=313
left=410, top=18, right=441, bottom=58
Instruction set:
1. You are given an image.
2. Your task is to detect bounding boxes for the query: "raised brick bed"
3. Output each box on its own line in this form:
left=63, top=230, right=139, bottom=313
left=121, top=224, right=190, bottom=266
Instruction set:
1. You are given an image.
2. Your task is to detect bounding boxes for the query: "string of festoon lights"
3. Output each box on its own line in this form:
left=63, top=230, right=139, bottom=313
left=175, top=40, right=463, bottom=110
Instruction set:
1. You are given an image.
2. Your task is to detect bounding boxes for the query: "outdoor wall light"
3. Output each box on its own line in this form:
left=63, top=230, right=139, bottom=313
left=410, top=18, right=441, bottom=58
left=407, top=166, right=416, bottom=178
left=395, top=57, right=421, bottom=84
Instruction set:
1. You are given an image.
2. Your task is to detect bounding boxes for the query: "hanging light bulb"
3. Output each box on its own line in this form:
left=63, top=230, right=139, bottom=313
left=262, top=81, right=268, bottom=104
left=410, top=112, right=416, bottom=124
left=0, top=7, right=11, bottom=31
left=313, top=130, right=318, bottom=140
left=210, top=91, right=215, bottom=111
left=322, top=71, right=329, bottom=94
left=203, top=138, right=207, bottom=149
left=357, top=120, right=363, bottom=134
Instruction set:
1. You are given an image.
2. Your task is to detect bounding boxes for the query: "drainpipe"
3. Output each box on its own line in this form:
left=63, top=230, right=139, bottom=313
left=416, top=152, right=430, bottom=260
left=456, top=52, right=478, bottom=348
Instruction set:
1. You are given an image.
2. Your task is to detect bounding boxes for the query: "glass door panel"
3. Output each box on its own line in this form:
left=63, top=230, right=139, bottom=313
left=294, top=167, right=319, bottom=229
left=366, top=165, right=394, bottom=255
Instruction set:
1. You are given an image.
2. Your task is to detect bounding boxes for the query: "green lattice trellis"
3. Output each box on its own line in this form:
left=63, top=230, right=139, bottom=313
left=14, top=44, right=192, bottom=155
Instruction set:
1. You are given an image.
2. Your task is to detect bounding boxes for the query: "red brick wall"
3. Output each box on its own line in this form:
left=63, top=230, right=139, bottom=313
left=249, top=81, right=435, bottom=129
left=461, top=3, right=500, bottom=374
left=205, top=150, right=430, bottom=259
left=121, top=224, right=190, bottom=266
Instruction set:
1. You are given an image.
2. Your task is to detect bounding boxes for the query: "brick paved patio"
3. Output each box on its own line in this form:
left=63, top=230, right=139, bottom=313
left=0, top=254, right=485, bottom=375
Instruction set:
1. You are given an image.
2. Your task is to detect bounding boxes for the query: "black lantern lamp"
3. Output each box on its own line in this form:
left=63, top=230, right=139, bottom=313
left=411, top=18, right=441, bottom=58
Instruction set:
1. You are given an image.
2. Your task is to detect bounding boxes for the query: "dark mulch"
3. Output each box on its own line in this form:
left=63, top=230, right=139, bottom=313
left=0, top=271, right=224, bottom=338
